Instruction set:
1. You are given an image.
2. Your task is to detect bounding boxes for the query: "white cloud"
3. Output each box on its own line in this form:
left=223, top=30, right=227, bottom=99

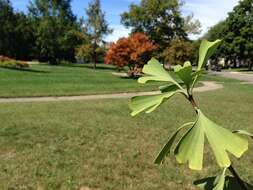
left=183, top=0, right=240, bottom=39
left=105, top=25, right=131, bottom=42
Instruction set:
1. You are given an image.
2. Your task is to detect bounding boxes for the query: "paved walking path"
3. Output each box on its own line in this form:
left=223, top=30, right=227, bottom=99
left=211, top=71, right=253, bottom=85
left=0, top=81, right=223, bottom=103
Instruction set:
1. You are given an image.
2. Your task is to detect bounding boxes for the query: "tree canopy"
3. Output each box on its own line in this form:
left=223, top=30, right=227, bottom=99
left=28, top=0, right=84, bottom=64
left=0, top=0, right=34, bottom=60
left=205, top=0, right=253, bottom=70
left=161, top=39, right=195, bottom=66
left=121, top=0, right=200, bottom=50
left=0, top=0, right=85, bottom=63
left=105, top=33, right=157, bottom=76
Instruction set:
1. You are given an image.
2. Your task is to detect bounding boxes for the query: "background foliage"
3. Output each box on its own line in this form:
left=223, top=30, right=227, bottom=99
left=205, top=0, right=253, bottom=70
left=161, top=39, right=195, bottom=66
left=105, top=33, right=157, bottom=76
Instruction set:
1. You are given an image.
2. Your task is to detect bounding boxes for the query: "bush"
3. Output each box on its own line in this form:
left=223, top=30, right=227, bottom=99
left=76, top=44, right=106, bottom=64
left=0, top=55, right=29, bottom=69
left=105, top=33, right=157, bottom=77
left=161, top=39, right=195, bottom=66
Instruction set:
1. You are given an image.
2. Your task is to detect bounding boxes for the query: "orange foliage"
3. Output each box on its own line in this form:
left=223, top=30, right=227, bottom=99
left=105, top=33, right=157, bottom=75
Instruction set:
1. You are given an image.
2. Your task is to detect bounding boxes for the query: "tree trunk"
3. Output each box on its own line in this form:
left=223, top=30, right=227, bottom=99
left=248, top=61, right=252, bottom=71
left=93, top=42, right=97, bottom=70
left=93, top=52, right=97, bottom=70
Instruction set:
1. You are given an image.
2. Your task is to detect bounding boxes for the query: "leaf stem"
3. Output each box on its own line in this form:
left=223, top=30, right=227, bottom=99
left=188, top=95, right=198, bottom=112
left=228, top=165, right=248, bottom=190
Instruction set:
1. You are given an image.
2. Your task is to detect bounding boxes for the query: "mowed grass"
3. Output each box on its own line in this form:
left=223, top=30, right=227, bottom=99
left=0, top=78, right=252, bottom=190
left=0, top=64, right=160, bottom=98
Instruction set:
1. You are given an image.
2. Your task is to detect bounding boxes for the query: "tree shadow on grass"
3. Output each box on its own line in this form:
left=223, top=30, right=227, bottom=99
left=82, top=64, right=118, bottom=71
left=58, top=63, right=117, bottom=71
left=0, top=67, right=50, bottom=73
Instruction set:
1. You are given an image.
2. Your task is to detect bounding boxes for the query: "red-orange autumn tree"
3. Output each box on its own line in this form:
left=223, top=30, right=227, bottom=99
left=105, top=33, right=157, bottom=76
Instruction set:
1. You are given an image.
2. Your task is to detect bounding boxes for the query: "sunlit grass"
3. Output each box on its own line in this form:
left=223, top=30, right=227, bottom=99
left=0, top=64, right=160, bottom=98
left=0, top=78, right=252, bottom=189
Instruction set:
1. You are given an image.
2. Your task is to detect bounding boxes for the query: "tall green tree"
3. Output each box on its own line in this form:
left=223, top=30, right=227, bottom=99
left=85, top=0, right=112, bottom=69
left=121, top=0, right=200, bottom=50
left=205, top=0, right=253, bottom=70
left=226, top=0, right=253, bottom=70
left=28, top=0, right=83, bottom=64
left=0, top=0, right=16, bottom=57
left=0, top=0, right=34, bottom=59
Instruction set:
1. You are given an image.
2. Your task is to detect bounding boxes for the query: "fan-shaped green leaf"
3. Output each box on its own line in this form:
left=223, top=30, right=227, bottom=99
left=190, top=40, right=222, bottom=93
left=174, top=110, right=248, bottom=170
left=154, top=122, right=194, bottom=164
left=129, top=91, right=178, bottom=116
left=213, top=168, right=226, bottom=190
left=138, top=58, right=180, bottom=88
left=198, top=39, right=222, bottom=71
left=174, top=61, right=193, bottom=88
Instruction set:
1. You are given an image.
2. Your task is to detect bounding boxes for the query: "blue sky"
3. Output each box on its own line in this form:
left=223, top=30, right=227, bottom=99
left=10, top=0, right=239, bottom=41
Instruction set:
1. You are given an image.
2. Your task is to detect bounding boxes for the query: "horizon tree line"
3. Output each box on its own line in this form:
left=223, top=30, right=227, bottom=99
left=0, top=0, right=251, bottom=70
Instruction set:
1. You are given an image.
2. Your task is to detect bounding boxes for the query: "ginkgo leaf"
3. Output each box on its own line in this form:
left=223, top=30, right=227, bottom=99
left=194, top=175, right=253, bottom=190
left=174, top=110, right=248, bottom=170
left=129, top=91, right=178, bottom=116
left=159, top=83, right=181, bottom=93
left=233, top=130, right=253, bottom=139
left=213, top=168, right=226, bottom=190
left=197, top=39, right=222, bottom=71
left=190, top=40, right=222, bottom=93
left=154, top=122, right=194, bottom=164
left=138, top=58, right=181, bottom=87
left=174, top=61, right=193, bottom=89
left=195, top=168, right=227, bottom=190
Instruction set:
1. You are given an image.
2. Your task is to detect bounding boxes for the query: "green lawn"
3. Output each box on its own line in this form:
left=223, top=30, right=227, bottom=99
left=0, top=77, right=252, bottom=190
left=0, top=64, right=160, bottom=98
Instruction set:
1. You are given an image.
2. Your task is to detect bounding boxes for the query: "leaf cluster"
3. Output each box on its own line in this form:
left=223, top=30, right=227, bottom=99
left=129, top=39, right=253, bottom=189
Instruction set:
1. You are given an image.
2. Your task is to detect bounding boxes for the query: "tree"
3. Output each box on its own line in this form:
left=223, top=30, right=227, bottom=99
left=105, top=33, right=157, bottom=76
left=121, top=0, right=200, bottom=50
left=76, top=43, right=106, bottom=64
left=85, top=0, right=112, bottom=69
left=28, top=0, right=83, bottom=64
left=205, top=0, right=253, bottom=70
left=0, top=0, right=34, bottom=60
left=76, top=44, right=93, bottom=63
left=161, top=39, right=195, bottom=66
left=28, top=0, right=76, bottom=22
left=226, top=0, right=253, bottom=70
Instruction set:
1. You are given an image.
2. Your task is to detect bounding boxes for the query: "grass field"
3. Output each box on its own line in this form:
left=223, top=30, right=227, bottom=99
left=0, top=76, right=252, bottom=190
left=0, top=64, right=161, bottom=98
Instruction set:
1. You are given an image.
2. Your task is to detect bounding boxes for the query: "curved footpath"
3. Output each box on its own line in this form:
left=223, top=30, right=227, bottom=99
left=0, top=81, right=223, bottom=103
left=210, top=71, right=253, bottom=85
